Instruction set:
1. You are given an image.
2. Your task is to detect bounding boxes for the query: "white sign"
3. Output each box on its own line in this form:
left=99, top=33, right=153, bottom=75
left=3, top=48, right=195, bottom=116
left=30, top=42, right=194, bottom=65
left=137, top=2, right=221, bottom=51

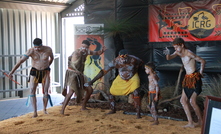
left=209, top=107, right=221, bottom=134
left=74, top=24, right=104, bottom=35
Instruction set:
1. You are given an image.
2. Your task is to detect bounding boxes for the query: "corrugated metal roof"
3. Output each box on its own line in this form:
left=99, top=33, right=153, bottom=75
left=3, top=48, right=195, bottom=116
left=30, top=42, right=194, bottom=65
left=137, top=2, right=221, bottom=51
left=0, top=0, right=78, bottom=12
left=37, top=0, right=76, bottom=4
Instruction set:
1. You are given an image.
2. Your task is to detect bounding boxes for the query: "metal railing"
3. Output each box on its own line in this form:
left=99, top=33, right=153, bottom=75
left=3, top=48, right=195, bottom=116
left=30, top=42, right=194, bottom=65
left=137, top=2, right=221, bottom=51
left=0, top=54, right=61, bottom=99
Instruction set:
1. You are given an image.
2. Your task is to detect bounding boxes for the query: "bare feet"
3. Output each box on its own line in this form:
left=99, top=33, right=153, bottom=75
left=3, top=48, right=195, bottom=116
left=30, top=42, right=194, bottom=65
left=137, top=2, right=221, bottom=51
left=106, top=110, right=116, bottom=115
left=60, top=109, right=65, bottom=115
left=32, top=112, right=38, bottom=118
left=60, top=111, right=69, bottom=116
left=194, top=122, right=202, bottom=127
left=182, top=124, right=195, bottom=128
left=136, top=113, right=141, bottom=119
left=151, top=120, right=159, bottom=125
left=44, top=110, right=49, bottom=114
left=81, top=107, right=90, bottom=111
left=136, top=116, right=142, bottom=119
left=148, top=118, right=155, bottom=122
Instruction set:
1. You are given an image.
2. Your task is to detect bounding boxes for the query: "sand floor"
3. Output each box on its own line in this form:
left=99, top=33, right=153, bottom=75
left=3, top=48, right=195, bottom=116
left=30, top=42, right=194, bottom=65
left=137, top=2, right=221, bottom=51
left=0, top=105, right=201, bottom=134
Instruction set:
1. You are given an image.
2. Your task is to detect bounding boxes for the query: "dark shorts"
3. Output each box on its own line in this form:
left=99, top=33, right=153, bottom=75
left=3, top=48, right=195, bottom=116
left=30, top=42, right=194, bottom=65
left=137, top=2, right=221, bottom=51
left=183, top=78, right=202, bottom=99
left=29, top=67, right=50, bottom=83
left=148, top=93, right=159, bottom=108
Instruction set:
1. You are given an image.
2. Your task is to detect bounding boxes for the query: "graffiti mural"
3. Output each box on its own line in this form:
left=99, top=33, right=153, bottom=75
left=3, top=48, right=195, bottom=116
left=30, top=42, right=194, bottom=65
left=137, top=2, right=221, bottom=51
left=149, top=0, right=221, bottom=42
left=74, top=24, right=104, bottom=89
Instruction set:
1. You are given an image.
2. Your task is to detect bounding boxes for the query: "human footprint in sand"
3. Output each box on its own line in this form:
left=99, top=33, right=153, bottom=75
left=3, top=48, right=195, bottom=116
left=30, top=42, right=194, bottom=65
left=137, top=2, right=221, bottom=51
left=85, top=49, right=143, bottom=119
left=60, top=40, right=105, bottom=114
left=8, top=38, right=54, bottom=118
left=164, top=37, right=206, bottom=128
left=145, top=62, right=160, bottom=125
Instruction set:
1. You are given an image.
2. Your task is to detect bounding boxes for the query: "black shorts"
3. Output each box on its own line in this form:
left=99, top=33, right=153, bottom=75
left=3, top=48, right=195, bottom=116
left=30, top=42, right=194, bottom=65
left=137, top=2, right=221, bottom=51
left=184, top=78, right=202, bottom=99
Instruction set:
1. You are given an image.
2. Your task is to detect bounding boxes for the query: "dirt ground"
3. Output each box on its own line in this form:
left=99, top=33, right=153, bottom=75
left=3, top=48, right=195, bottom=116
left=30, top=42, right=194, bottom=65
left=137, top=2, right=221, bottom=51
left=0, top=100, right=202, bottom=134
left=86, top=101, right=189, bottom=121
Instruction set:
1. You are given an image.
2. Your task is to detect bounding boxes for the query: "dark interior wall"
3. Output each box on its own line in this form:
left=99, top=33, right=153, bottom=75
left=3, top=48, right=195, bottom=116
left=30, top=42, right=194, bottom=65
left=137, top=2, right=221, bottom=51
left=84, top=0, right=115, bottom=24
left=84, top=0, right=221, bottom=89
left=116, top=0, right=149, bottom=60
left=116, top=0, right=150, bottom=84
left=84, top=0, right=117, bottom=86
left=84, top=0, right=150, bottom=84
left=196, top=41, right=221, bottom=73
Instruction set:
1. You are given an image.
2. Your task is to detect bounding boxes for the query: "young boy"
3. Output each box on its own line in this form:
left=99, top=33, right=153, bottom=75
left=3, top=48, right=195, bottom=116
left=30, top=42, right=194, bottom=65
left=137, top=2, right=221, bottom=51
left=164, top=37, right=205, bottom=128
left=145, top=62, right=160, bottom=125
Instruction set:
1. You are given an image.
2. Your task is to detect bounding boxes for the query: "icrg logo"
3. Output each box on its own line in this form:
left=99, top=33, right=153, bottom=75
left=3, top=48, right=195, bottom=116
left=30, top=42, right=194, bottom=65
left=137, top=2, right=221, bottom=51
left=188, top=10, right=215, bottom=38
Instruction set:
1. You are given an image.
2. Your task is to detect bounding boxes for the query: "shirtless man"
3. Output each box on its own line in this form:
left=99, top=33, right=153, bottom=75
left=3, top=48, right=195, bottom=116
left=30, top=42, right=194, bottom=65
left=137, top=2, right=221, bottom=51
left=8, top=38, right=54, bottom=117
left=60, top=40, right=105, bottom=114
left=85, top=49, right=143, bottom=118
left=145, top=62, right=160, bottom=125
left=164, top=37, right=206, bottom=128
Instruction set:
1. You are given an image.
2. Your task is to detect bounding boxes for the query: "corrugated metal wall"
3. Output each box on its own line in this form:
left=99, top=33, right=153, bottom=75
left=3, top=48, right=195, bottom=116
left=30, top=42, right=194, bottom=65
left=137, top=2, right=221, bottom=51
left=0, top=8, right=61, bottom=99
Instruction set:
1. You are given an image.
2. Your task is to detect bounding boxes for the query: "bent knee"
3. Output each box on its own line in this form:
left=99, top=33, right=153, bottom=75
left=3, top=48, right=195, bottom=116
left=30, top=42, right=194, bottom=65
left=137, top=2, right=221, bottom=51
left=180, top=98, right=187, bottom=105
left=189, top=99, right=197, bottom=106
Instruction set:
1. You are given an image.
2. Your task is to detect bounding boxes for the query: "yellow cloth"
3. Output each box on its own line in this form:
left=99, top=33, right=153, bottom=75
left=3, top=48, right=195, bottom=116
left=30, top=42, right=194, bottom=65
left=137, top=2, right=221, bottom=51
left=110, top=73, right=140, bottom=96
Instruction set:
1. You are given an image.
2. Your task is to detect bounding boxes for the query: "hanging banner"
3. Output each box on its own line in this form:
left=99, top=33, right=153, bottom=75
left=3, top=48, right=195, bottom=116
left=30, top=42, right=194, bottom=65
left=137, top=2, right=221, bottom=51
left=149, top=0, right=221, bottom=42
left=74, top=24, right=104, bottom=89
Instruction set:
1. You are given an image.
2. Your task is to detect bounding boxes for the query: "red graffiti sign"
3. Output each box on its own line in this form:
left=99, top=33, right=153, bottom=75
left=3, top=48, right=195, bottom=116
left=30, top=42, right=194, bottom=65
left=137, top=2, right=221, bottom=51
left=149, top=1, right=221, bottom=42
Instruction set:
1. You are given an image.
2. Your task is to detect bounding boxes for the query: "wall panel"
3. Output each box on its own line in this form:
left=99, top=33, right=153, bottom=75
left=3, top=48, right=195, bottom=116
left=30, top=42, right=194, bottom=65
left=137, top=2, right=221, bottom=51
left=0, top=8, right=60, bottom=99
left=0, top=9, right=3, bottom=99
left=2, top=9, right=10, bottom=98
left=8, top=9, right=16, bottom=97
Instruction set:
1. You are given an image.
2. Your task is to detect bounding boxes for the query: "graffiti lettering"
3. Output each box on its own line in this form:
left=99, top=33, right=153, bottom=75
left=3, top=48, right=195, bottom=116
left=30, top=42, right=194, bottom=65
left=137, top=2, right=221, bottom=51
left=192, top=20, right=211, bottom=28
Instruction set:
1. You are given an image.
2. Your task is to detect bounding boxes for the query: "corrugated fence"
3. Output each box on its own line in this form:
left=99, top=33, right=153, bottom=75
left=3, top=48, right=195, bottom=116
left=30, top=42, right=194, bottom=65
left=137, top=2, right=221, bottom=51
left=0, top=8, right=61, bottom=99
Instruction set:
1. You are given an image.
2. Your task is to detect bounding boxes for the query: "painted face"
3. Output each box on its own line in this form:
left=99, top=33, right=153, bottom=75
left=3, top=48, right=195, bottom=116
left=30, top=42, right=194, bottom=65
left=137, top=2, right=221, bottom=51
left=119, top=54, right=128, bottom=63
left=145, top=66, right=151, bottom=74
left=80, top=44, right=89, bottom=54
left=34, top=45, right=42, bottom=51
left=173, top=44, right=183, bottom=52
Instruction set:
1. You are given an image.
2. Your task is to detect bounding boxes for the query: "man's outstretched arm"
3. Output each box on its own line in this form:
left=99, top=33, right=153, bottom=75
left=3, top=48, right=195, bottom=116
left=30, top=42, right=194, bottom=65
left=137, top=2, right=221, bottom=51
left=85, top=63, right=113, bottom=87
